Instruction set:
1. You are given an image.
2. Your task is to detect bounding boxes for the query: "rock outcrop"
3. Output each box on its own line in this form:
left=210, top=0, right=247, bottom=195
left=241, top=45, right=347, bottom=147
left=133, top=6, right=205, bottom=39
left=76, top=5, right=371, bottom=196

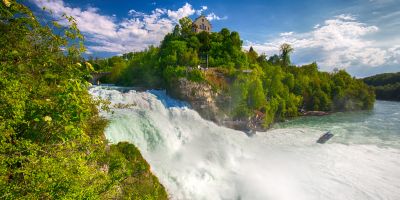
left=167, top=78, right=266, bottom=133
left=168, top=78, right=223, bottom=122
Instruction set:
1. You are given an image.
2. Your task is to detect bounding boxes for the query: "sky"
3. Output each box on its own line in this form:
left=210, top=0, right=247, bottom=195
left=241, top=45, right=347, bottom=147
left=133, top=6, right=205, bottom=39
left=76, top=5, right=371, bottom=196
left=28, top=0, right=400, bottom=77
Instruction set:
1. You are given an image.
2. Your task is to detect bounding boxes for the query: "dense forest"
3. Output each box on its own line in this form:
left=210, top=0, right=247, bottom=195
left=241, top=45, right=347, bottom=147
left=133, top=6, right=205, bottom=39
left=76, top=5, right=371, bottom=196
left=92, top=17, right=375, bottom=127
left=363, top=72, right=400, bottom=101
left=0, top=2, right=167, bottom=199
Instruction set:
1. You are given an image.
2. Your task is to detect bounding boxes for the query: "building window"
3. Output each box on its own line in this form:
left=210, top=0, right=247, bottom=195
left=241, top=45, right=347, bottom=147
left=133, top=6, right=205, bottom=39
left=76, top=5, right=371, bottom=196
left=202, top=19, right=204, bottom=22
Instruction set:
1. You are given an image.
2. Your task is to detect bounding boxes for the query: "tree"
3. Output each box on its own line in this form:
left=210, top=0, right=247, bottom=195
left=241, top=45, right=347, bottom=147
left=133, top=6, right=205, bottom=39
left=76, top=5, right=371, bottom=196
left=268, top=54, right=281, bottom=65
left=247, top=46, right=258, bottom=64
left=172, top=24, right=181, bottom=36
left=247, top=79, right=265, bottom=109
left=220, top=28, right=231, bottom=38
left=257, top=53, right=268, bottom=64
left=230, top=31, right=242, bottom=48
left=197, top=31, right=211, bottom=52
left=179, top=17, right=193, bottom=37
left=280, top=43, right=294, bottom=67
left=231, top=75, right=251, bottom=119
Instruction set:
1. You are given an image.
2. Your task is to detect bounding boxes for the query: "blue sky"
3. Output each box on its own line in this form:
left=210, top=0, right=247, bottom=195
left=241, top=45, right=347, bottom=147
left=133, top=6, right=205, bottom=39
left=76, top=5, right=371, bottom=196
left=29, top=0, right=400, bottom=77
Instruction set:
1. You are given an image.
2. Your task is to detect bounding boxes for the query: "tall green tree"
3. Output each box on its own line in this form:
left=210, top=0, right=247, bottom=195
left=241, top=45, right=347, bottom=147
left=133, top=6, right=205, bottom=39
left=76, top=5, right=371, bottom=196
left=172, top=24, right=181, bottom=36
left=280, top=43, right=294, bottom=67
left=247, top=46, right=258, bottom=64
left=247, top=78, right=265, bottom=109
left=179, top=17, right=193, bottom=37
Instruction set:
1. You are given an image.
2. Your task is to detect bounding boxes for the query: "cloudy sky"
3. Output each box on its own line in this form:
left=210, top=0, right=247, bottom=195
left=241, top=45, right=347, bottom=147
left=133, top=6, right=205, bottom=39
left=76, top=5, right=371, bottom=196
left=28, top=0, right=400, bottom=77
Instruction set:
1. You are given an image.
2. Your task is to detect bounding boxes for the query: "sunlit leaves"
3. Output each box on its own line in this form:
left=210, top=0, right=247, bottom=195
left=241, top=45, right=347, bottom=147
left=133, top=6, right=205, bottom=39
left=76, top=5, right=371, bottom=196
left=2, top=0, right=11, bottom=7
left=84, top=62, right=94, bottom=71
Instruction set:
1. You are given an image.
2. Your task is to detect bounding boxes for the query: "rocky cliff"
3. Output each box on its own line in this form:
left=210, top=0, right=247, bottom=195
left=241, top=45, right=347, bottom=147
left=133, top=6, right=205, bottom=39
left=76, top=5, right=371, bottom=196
left=167, top=78, right=265, bottom=133
left=168, top=78, right=224, bottom=122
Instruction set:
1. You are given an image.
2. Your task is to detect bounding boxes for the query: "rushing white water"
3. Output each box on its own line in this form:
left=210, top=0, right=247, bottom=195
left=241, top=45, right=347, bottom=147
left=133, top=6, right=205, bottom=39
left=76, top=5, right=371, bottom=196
left=90, top=86, right=400, bottom=200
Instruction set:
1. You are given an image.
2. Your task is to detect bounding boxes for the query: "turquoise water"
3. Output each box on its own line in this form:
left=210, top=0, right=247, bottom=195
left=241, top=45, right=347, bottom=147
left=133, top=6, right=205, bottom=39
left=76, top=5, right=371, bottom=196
left=90, top=86, right=400, bottom=200
left=274, top=101, right=400, bottom=147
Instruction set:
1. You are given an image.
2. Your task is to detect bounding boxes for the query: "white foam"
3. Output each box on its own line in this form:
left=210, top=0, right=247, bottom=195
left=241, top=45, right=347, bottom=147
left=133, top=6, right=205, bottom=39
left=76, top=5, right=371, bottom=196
left=90, top=87, right=400, bottom=200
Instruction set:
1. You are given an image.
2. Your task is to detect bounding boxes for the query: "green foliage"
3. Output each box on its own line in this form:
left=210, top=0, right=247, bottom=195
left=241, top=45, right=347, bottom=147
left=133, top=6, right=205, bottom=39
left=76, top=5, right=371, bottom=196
left=163, top=66, right=187, bottom=83
left=268, top=54, right=281, bottom=66
left=247, top=47, right=259, bottom=64
left=105, top=142, right=168, bottom=200
left=248, top=79, right=265, bottom=110
left=373, top=83, right=400, bottom=101
left=280, top=43, right=293, bottom=67
left=228, top=60, right=374, bottom=127
left=119, top=46, right=163, bottom=87
left=0, top=2, right=167, bottom=199
left=363, top=72, right=400, bottom=86
left=179, top=17, right=193, bottom=37
left=363, top=72, right=400, bottom=101
left=231, top=74, right=252, bottom=119
left=105, top=24, right=250, bottom=88
left=188, top=69, right=205, bottom=82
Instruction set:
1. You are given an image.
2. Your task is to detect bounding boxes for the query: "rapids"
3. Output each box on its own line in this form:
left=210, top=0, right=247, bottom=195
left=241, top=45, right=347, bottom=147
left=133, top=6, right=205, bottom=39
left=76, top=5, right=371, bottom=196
left=90, top=86, right=400, bottom=200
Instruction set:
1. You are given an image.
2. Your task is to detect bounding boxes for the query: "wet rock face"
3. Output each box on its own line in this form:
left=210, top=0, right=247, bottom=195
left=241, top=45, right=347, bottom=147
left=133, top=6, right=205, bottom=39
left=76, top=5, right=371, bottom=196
left=167, top=78, right=267, bottom=133
left=168, top=78, right=222, bottom=122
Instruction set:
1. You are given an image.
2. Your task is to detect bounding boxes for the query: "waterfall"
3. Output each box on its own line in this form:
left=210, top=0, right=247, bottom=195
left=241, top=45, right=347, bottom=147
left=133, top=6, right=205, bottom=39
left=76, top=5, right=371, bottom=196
left=90, top=86, right=400, bottom=200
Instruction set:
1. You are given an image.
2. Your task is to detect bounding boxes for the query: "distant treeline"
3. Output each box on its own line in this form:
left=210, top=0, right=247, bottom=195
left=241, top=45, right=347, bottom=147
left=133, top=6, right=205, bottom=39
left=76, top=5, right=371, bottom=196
left=363, top=72, right=400, bottom=101
left=89, top=17, right=375, bottom=127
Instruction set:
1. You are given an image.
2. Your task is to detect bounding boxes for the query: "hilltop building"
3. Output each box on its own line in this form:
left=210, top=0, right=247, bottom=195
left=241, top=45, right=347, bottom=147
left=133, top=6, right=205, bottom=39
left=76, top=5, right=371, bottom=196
left=192, top=15, right=212, bottom=33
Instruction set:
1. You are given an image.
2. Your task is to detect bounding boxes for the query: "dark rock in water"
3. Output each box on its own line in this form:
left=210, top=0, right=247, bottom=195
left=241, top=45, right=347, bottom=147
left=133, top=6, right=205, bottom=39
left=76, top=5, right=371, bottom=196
left=317, top=132, right=334, bottom=144
left=245, top=129, right=256, bottom=137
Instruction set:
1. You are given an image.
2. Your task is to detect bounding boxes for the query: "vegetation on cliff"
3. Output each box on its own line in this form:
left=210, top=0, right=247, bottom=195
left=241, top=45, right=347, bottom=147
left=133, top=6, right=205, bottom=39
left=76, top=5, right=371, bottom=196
left=363, top=72, right=400, bottom=101
left=0, top=1, right=167, bottom=199
left=94, top=17, right=375, bottom=127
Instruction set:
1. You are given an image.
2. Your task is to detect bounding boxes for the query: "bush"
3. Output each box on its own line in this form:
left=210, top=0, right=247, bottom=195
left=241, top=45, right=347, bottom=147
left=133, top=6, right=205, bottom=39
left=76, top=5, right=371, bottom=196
left=106, top=142, right=168, bottom=200
left=188, top=69, right=205, bottom=82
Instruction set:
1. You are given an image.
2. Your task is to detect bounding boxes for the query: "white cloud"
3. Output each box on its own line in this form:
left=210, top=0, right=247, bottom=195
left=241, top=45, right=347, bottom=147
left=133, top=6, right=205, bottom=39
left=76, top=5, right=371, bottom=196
left=388, top=45, right=400, bottom=64
left=206, top=13, right=228, bottom=21
left=128, top=9, right=146, bottom=17
left=280, top=32, right=293, bottom=37
left=33, top=1, right=117, bottom=38
left=196, top=6, right=208, bottom=15
left=31, top=1, right=222, bottom=54
left=166, top=3, right=195, bottom=22
left=335, top=14, right=356, bottom=21
left=245, top=14, right=396, bottom=72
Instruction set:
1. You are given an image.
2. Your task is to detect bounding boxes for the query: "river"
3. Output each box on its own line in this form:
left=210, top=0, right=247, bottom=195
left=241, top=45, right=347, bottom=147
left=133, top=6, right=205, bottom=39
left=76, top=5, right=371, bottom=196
left=90, top=86, right=400, bottom=200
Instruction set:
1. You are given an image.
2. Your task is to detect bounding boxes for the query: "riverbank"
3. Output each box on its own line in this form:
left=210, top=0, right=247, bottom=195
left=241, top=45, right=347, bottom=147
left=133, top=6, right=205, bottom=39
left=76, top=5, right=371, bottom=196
left=363, top=72, right=400, bottom=101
